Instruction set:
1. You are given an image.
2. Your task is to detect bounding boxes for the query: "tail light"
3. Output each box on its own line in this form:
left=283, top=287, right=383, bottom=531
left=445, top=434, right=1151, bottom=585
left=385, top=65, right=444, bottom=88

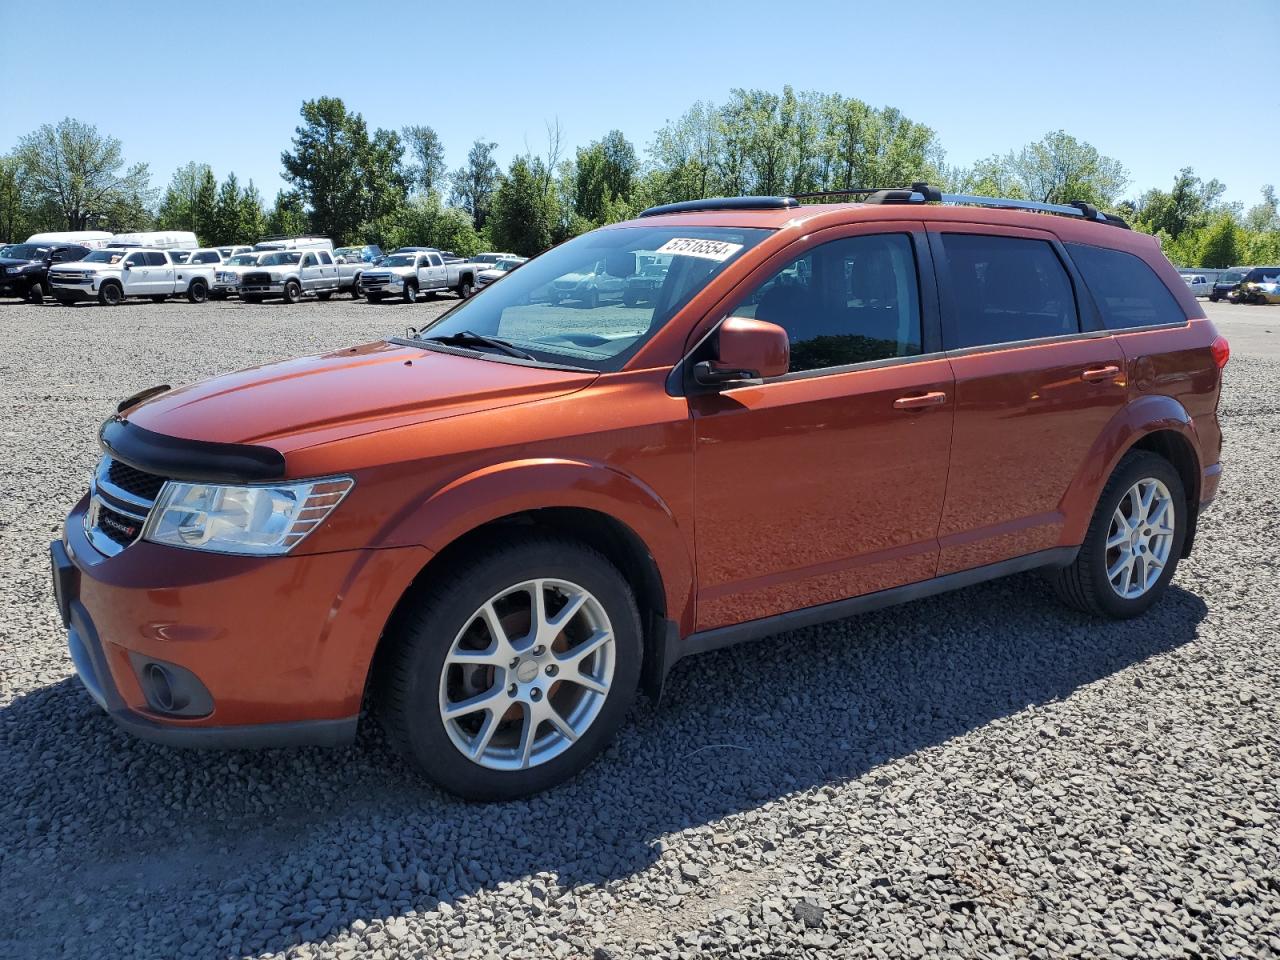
left=1210, top=336, right=1230, bottom=369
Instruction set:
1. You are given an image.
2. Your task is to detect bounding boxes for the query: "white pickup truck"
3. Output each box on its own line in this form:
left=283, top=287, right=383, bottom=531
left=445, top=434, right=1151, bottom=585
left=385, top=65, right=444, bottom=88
left=359, top=250, right=464, bottom=302
left=239, top=249, right=342, bottom=303
left=49, top=247, right=216, bottom=306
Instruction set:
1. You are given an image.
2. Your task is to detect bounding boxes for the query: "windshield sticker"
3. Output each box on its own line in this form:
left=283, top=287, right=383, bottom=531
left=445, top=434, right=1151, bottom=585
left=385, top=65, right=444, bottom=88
left=654, top=237, right=744, bottom=262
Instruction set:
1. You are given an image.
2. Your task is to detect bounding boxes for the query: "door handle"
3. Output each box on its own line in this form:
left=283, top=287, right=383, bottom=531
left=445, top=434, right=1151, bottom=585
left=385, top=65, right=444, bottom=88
left=893, top=391, right=948, bottom=410
left=1080, top=365, right=1121, bottom=383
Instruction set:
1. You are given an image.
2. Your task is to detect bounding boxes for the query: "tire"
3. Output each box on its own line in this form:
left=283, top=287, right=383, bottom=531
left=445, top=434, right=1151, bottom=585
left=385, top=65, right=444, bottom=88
left=377, top=535, right=642, bottom=800
left=283, top=280, right=302, bottom=304
left=403, top=282, right=419, bottom=304
left=1209, top=294, right=1219, bottom=303
left=1048, top=450, right=1186, bottom=620
left=242, top=295, right=263, bottom=304
left=98, top=282, right=123, bottom=307
left=352, top=276, right=363, bottom=299
left=458, top=279, right=474, bottom=300
left=317, top=291, right=333, bottom=301
left=25, top=281, right=44, bottom=303
left=186, top=279, right=208, bottom=304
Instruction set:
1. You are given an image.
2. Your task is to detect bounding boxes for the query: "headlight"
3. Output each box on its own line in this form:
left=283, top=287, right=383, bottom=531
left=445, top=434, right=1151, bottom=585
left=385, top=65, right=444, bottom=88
left=144, top=477, right=353, bottom=555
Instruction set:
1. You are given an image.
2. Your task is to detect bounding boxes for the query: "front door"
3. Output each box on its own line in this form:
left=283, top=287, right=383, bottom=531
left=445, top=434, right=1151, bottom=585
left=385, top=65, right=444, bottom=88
left=121, top=251, right=149, bottom=295
left=928, top=225, right=1127, bottom=574
left=299, top=252, right=321, bottom=293
left=423, top=253, right=447, bottom=289
left=690, top=226, right=954, bottom=632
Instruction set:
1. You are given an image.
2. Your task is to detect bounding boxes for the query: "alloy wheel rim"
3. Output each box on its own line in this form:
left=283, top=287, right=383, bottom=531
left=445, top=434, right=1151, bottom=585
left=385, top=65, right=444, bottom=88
left=438, top=578, right=615, bottom=771
left=1106, top=477, right=1175, bottom=599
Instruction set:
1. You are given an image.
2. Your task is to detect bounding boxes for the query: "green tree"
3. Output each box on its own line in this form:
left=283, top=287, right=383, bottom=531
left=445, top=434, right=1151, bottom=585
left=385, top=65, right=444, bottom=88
left=1244, top=185, right=1278, bottom=233
left=157, top=161, right=212, bottom=232
left=488, top=156, right=557, bottom=256
left=280, top=97, right=407, bottom=243
left=193, top=166, right=218, bottom=243
left=1198, top=214, right=1241, bottom=268
left=402, top=125, right=447, bottom=196
left=210, top=173, right=245, bottom=245
left=13, top=117, right=153, bottom=230
left=572, top=130, right=638, bottom=224
left=238, top=181, right=267, bottom=242
left=448, top=139, right=500, bottom=230
left=266, top=189, right=308, bottom=237
left=1002, top=130, right=1128, bottom=206
left=1132, top=168, right=1226, bottom=239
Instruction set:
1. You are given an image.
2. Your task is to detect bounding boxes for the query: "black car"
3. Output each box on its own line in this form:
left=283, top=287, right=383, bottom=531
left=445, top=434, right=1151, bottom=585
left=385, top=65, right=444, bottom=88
left=0, top=242, right=91, bottom=302
left=1209, top=266, right=1280, bottom=303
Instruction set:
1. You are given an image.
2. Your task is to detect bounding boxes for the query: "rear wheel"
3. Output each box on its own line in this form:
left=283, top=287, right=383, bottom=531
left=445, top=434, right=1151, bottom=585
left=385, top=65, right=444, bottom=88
left=186, top=279, right=207, bottom=304
left=283, top=280, right=302, bottom=304
left=377, top=535, right=642, bottom=800
left=458, top=279, right=474, bottom=300
left=98, top=283, right=123, bottom=307
left=1049, top=451, right=1186, bottom=619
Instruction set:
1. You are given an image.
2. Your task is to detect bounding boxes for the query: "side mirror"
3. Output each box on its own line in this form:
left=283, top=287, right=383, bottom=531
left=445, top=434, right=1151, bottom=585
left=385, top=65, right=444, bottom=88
left=694, top=317, right=790, bottom=386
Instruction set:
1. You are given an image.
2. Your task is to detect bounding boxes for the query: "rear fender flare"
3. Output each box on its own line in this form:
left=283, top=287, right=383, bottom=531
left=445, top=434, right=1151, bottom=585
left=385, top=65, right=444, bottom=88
left=1059, top=393, right=1200, bottom=544
left=379, top=457, right=694, bottom=629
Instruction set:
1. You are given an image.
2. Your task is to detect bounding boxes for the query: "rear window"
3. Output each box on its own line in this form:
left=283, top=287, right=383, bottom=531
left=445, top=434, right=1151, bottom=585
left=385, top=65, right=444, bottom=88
left=1066, top=243, right=1186, bottom=329
left=940, top=234, right=1078, bottom=349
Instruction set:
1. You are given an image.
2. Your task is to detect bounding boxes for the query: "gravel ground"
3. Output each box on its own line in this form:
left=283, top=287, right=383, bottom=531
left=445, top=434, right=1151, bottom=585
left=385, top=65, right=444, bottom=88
left=1, top=296, right=1277, bottom=960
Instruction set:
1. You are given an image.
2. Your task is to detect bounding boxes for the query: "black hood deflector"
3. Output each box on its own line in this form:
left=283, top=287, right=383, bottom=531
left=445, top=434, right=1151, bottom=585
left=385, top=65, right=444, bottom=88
left=100, top=416, right=286, bottom=484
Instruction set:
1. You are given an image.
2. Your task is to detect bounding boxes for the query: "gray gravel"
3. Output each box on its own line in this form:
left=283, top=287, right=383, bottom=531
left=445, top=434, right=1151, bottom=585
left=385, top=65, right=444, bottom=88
left=1, top=296, right=1277, bottom=960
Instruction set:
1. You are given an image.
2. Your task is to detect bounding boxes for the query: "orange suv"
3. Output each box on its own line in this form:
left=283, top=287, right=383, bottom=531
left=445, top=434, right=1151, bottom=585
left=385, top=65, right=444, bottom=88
left=50, top=185, right=1228, bottom=799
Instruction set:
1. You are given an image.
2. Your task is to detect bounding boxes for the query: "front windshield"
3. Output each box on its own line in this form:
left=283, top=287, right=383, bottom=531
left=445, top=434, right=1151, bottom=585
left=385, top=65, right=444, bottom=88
left=1219, top=272, right=1244, bottom=283
left=472, top=254, right=503, bottom=265
left=1, top=244, right=50, bottom=260
left=380, top=254, right=419, bottom=268
left=1245, top=268, right=1280, bottom=283
left=259, top=251, right=301, bottom=266
left=494, top=259, right=521, bottom=272
left=84, top=250, right=128, bottom=264
left=413, top=225, right=770, bottom=371
left=226, top=254, right=261, bottom=266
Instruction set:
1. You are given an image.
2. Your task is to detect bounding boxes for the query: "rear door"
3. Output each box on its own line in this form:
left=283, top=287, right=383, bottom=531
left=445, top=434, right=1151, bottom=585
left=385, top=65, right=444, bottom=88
left=929, top=224, right=1126, bottom=574
left=316, top=250, right=338, bottom=290
left=147, top=251, right=174, bottom=293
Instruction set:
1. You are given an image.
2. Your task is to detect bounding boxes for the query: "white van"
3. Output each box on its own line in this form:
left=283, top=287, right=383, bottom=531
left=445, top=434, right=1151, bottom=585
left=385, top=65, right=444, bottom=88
left=26, top=231, right=115, bottom=250
left=108, top=231, right=199, bottom=251
left=253, top=236, right=333, bottom=252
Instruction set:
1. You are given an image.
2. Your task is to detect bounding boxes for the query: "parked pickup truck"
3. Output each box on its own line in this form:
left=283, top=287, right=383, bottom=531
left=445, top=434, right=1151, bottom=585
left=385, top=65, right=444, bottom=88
left=49, top=247, right=215, bottom=306
left=212, top=251, right=272, bottom=299
left=239, top=249, right=342, bottom=303
left=359, top=250, right=452, bottom=302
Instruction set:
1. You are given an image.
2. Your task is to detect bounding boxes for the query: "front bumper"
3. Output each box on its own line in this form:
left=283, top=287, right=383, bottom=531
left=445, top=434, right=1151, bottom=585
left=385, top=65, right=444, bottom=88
left=240, top=280, right=286, bottom=297
left=53, top=500, right=430, bottom=748
left=361, top=276, right=406, bottom=295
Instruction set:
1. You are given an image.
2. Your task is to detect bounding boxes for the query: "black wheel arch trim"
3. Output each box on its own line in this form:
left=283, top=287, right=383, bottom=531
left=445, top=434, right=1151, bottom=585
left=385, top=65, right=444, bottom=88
left=100, top=415, right=287, bottom=483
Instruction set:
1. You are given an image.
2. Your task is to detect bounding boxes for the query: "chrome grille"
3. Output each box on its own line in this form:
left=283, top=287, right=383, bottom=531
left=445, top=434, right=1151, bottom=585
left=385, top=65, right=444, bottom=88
left=85, top=457, right=166, bottom=556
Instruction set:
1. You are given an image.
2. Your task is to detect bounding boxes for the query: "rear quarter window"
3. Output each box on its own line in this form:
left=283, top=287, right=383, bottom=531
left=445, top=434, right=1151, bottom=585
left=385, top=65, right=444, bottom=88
left=1066, top=243, right=1186, bottom=330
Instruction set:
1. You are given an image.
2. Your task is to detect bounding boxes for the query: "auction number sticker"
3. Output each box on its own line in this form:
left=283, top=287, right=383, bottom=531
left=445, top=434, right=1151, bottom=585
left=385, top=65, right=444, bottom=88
left=655, top=237, right=744, bottom=262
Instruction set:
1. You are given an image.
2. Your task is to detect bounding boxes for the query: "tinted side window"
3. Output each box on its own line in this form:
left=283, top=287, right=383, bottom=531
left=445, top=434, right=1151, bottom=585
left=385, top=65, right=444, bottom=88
left=1067, top=243, right=1186, bottom=329
left=302, top=253, right=317, bottom=267
left=730, top=233, right=922, bottom=373
left=124, top=252, right=147, bottom=267
left=146, top=251, right=167, bottom=266
left=429, top=254, right=442, bottom=266
left=318, top=251, right=333, bottom=264
left=941, top=234, right=1077, bottom=349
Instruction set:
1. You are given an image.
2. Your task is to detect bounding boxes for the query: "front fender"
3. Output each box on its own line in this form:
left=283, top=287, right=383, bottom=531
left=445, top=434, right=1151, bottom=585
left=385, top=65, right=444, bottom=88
left=379, top=457, right=695, bottom=630
left=1059, top=393, right=1200, bottom=544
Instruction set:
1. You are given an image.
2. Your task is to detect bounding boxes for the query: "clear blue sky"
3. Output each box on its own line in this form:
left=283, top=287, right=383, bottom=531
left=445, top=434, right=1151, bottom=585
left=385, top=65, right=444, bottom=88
left=2, top=0, right=1276, bottom=209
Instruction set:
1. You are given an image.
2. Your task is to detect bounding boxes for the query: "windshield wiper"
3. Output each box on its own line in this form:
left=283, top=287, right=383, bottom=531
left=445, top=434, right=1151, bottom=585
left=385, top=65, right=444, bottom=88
left=422, top=330, right=537, bottom=361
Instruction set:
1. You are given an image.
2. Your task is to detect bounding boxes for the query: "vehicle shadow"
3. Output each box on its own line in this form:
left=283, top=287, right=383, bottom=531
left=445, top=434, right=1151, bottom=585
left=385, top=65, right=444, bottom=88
left=1, top=573, right=1208, bottom=958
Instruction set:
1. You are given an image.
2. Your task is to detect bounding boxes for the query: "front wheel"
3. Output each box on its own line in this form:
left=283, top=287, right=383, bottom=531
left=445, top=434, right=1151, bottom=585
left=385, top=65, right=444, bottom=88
left=26, top=281, right=44, bottom=303
left=1048, top=451, right=1186, bottom=619
left=283, top=280, right=302, bottom=304
left=377, top=535, right=642, bottom=800
left=403, top=282, right=418, bottom=303
left=98, top=283, right=123, bottom=307
left=351, top=277, right=363, bottom=299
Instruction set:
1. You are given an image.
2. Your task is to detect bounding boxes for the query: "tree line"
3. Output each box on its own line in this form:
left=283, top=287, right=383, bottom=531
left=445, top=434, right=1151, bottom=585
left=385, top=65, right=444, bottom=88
left=2, top=88, right=1277, bottom=267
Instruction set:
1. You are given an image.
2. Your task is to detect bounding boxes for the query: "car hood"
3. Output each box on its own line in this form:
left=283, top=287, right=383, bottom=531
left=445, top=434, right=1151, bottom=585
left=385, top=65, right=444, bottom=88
left=54, top=261, right=112, bottom=273
left=0, top=257, right=40, bottom=268
left=554, top=273, right=593, bottom=284
left=124, top=340, right=597, bottom=453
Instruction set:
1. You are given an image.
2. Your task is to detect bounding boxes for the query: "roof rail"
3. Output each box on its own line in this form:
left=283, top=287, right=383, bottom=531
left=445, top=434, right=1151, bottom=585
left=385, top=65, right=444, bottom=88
left=638, top=196, right=799, bottom=218
left=862, top=183, right=1130, bottom=229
